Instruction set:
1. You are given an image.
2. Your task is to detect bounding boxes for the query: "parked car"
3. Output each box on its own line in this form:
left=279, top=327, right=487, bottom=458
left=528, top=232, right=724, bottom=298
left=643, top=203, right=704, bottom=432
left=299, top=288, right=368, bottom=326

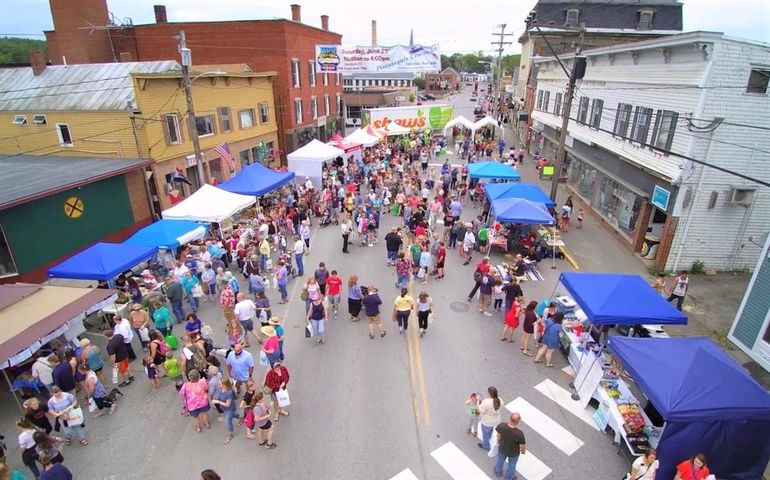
left=425, top=94, right=436, bottom=100
left=417, top=94, right=427, bottom=101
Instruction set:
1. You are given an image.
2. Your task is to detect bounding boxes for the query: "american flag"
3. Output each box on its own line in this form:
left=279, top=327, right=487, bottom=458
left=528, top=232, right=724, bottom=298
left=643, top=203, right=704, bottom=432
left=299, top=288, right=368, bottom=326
left=214, top=142, right=236, bottom=172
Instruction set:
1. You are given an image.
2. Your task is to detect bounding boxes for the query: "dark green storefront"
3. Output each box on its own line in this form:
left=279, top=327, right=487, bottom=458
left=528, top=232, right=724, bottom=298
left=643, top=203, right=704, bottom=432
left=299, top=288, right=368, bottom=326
left=0, top=175, right=135, bottom=277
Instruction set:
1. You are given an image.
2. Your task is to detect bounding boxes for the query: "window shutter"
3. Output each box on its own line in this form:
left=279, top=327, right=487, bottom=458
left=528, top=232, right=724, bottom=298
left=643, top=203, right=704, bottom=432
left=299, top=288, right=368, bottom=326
left=613, top=104, right=621, bottom=136
left=162, top=115, right=172, bottom=146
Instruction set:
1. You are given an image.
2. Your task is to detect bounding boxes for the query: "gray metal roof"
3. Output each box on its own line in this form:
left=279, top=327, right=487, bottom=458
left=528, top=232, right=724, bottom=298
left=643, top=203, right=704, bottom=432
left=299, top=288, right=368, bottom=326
left=528, top=1, right=682, bottom=31
left=0, top=155, right=152, bottom=210
left=0, top=61, right=180, bottom=112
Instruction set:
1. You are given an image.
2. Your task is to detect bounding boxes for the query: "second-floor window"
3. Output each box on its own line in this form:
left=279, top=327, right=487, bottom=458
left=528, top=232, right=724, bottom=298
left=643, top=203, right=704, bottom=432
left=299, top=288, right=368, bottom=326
left=195, top=115, right=215, bottom=137
left=577, top=97, right=590, bottom=124
left=295, top=99, right=303, bottom=124
left=589, top=99, right=603, bottom=129
left=239, top=109, right=255, bottom=129
left=308, top=60, right=316, bottom=87
left=291, top=60, right=300, bottom=88
left=536, top=90, right=544, bottom=110
left=310, top=97, right=318, bottom=119
left=747, top=68, right=769, bottom=94
left=630, top=106, right=653, bottom=143
left=323, top=72, right=329, bottom=86
left=554, top=93, right=563, bottom=116
left=57, top=123, right=73, bottom=146
left=337, top=93, right=342, bottom=114
left=542, top=91, right=550, bottom=113
left=651, top=110, right=679, bottom=151
left=336, top=73, right=341, bottom=85
left=324, top=95, right=330, bottom=116
left=218, top=107, right=231, bottom=132
left=613, top=103, right=633, bottom=137
left=164, top=114, right=182, bottom=144
left=258, top=102, right=269, bottom=124
left=638, top=10, right=654, bottom=30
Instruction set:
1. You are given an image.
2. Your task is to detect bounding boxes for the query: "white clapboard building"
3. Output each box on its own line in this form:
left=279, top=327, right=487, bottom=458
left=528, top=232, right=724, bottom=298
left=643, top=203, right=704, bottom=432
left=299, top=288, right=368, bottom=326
left=530, top=31, right=770, bottom=272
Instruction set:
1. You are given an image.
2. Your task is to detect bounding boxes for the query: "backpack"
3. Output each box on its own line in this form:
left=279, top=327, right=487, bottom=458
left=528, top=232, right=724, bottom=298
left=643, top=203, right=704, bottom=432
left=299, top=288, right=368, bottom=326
left=157, top=340, right=172, bottom=357
left=186, top=344, right=208, bottom=373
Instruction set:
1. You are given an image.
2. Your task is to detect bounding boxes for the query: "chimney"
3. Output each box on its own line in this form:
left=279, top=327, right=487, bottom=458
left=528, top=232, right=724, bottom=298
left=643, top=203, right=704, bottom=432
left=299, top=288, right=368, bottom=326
left=290, top=4, right=301, bottom=22
left=371, top=20, right=377, bottom=46
left=154, top=5, right=167, bottom=23
left=30, top=51, right=46, bottom=76
left=321, top=14, right=329, bottom=31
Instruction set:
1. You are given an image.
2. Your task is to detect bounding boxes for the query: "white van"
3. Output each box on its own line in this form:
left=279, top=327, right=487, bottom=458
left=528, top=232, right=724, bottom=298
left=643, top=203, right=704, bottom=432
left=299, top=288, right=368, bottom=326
left=345, top=117, right=361, bottom=128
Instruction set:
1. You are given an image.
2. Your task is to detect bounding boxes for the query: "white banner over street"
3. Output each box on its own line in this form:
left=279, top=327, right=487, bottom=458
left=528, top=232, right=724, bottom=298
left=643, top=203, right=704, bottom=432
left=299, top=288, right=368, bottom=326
left=316, top=44, right=441, bottom=73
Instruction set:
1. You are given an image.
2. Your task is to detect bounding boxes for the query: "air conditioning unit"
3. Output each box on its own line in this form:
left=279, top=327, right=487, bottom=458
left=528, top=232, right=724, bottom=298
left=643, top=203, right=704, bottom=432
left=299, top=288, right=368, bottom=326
left=726, top=187, right=755, bottom=206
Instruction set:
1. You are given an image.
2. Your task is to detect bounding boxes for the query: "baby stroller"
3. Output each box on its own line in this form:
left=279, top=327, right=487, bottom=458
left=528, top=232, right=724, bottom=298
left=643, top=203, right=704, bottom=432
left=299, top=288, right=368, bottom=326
left=319, top=207, right=333, bottom=227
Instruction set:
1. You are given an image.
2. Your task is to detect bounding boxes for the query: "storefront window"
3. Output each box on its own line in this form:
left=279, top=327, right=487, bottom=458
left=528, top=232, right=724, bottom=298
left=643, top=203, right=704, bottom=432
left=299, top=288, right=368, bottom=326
left=0, top=223, right=19, bottom=277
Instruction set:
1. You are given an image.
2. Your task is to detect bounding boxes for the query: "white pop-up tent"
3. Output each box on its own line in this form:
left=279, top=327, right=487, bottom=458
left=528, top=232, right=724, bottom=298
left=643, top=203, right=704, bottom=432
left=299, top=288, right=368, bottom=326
left=344, top=128, right=380, bottom=147
left=442, top=115, right=476, bottom=136
left=471, top=115, right=503, bottom=138
left=161, top=184, right=255, bottom=223
left=287, top=139, right=346, bottom=187
left=385, top=122, right=411, bottom=136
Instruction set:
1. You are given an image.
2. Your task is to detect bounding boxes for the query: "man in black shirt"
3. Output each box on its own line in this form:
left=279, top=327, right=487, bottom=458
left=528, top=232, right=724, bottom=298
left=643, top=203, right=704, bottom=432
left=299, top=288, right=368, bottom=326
left=495, top=413, right=526, bottom=480
left=502, top=279, right=524, bottom=316
left=104, top=330, right=132, bottom=387
left=50, top=355, right=76, bottom=393
left=384, top=227, right=403, bottom=266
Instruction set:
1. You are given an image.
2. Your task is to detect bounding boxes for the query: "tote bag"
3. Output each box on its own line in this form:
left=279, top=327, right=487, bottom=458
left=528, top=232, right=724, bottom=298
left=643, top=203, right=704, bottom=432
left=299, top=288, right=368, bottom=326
left=275, top=389, right=291, bottom=408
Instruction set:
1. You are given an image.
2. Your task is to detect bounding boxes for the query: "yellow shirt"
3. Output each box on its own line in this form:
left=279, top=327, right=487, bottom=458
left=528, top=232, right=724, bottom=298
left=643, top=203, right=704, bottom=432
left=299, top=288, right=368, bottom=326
left=394, top=295, right=414, bottom=311
left=259, top=239, right=271, bottom=255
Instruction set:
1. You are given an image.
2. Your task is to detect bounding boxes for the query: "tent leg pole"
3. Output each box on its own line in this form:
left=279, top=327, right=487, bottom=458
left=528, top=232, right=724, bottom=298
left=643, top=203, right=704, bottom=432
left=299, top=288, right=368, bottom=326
left=3, top=369, right=24, bottom=413
left=551, top=225, right=557, bottom=269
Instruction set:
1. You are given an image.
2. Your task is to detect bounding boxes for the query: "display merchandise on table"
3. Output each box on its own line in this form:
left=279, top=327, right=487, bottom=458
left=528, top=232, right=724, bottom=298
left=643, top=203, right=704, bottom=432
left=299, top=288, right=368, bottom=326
left=597, top=377, right=661, bottom=456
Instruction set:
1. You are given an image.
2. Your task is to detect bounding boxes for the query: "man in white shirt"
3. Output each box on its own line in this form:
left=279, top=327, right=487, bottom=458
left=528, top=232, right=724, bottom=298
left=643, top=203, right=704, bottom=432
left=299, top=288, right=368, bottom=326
left=31, top=354, right=55, bottom=395
left=293, top=235, right=306, bottom=277
left=199, top=248, right=211, bottom=264
left=113, top=315, right=137, bottom=361
left=462, top=224, right=476, bottom=265
left=172, top=260, right=189, bottom=281
left=233, top=292, right=260, bottom=346
left=340, top=216, right=353, bottom=254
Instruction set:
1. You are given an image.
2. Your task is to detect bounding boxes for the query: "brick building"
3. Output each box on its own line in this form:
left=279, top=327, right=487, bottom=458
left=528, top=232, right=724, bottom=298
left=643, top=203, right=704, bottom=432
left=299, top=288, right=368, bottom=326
left=44, top=1, right=344, bottom=155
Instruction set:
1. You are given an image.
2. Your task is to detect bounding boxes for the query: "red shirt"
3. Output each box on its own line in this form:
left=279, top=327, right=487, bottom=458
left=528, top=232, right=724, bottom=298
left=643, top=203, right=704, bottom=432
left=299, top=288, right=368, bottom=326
left=415, top=225, right=426, bottom=237
left=476, top=261, right=491, bottom=274
left=676, top=461, right=710, bottom=480
left=326, top=275, right=343, bottom=296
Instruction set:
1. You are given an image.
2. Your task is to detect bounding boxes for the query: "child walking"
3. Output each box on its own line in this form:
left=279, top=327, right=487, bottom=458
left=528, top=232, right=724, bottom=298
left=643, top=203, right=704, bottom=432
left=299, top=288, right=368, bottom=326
left=492, top=280, right=504, bottom=311
left=143, top=355, right=160, bottom=389
left=465, top=392, right=481, bottom=435
left=164, top=351, right=183, bottom=390
left=577, top=208, right=584, bottom=229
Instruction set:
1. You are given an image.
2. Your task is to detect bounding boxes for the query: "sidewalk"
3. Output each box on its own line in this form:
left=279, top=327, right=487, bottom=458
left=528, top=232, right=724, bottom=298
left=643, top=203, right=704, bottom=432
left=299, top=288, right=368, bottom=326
left=499, top=122, right=768, bottom=391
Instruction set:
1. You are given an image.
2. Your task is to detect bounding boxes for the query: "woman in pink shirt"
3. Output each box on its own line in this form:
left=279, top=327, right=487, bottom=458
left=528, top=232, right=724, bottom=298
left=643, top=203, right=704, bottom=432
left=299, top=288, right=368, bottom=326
left=261, top=326, right=281, bottom=366
left=179, top=369, right=210, bottom=432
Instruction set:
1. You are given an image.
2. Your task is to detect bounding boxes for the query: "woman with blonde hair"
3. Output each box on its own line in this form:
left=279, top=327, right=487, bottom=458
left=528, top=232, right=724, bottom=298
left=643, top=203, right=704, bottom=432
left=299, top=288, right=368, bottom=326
left=302, top=276, right=320, bottom=313
left=347, top=274, right=363, bottom=322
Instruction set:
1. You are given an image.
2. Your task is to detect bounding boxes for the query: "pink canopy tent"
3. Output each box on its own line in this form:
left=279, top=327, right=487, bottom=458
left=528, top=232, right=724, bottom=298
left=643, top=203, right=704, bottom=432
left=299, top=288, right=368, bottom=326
left=328, top=134, right=362, bottom=153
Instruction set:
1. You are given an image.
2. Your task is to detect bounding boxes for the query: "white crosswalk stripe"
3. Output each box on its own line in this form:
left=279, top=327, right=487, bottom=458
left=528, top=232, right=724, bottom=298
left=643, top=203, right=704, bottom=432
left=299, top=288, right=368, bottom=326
left=431, top=442, right=493, bottom=480
left=534, top=379, right=599, bottom=431
left=515, top=450, right=553, bottom=480
left=389, top=468, right=421, bottom=480
left=506, top=397, right=585, bottom=455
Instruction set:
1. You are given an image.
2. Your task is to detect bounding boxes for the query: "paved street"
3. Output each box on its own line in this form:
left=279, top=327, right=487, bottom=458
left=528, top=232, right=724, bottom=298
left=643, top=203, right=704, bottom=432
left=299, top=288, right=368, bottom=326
left=0, top=88, right=643, bottom=479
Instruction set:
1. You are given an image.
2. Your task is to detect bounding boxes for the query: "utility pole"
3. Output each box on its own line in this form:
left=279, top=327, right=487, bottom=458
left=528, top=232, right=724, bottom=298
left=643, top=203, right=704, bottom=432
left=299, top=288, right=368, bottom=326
left=491, top=24, right=513, bottom=107
left=178, top=31, right=208, bottom=187
left=549, top=55, right=586, bottom=201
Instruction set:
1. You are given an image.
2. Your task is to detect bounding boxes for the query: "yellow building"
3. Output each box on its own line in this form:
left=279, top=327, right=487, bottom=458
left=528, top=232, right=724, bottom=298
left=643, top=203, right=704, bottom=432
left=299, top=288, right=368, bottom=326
left=0, top=61, right=279, bottom=212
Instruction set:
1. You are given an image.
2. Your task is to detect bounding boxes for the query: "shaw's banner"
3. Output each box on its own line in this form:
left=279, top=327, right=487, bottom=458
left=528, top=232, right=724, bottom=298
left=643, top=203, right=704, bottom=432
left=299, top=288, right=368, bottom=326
left=316, top=44, right=440, bottom=73
left=362, top=105, right=455, bottom=131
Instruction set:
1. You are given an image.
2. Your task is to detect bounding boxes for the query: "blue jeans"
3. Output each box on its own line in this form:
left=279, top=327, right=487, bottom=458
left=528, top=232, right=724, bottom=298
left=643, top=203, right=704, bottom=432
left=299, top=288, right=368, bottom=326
left=278, top=283, right=288, bottom=302
left=186, top=293, right=199, bottom=312
left=397, top=274, right=409, bottom=289
left=295, top=253, right=304, bottom=277
left=481, top=424, right=494, bottom=450
left=387, top=251, right=398, bottom=263
left=396, top=310, right=410, bottom=330
left=171, top=300, right=185, bottom=323
left=494, top=452, right=519, bottom=480
left=224, top=409, right=240, bottom=433
left=260, top=254, right=268, bottom=271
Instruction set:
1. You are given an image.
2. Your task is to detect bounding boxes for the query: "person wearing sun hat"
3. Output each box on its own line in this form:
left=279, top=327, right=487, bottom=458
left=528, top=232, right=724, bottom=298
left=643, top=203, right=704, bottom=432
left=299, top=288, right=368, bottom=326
left=260, top=325, right=281, bottom=367
left=262, top=360, right=290, bottom=421
left=268, top=317, right=285, bottom=361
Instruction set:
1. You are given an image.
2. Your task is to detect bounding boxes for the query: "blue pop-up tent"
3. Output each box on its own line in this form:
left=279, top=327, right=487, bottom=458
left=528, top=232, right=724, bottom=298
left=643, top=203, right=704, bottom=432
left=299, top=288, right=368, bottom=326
left=484, top=182, right=556, bottom=207
left=467, top=161, right=520, bottom=180
left=609, top=336, right=770, bottom=479
left=559, top=272, right=688, bottom=325
left=491, top=197, right=554, bottom=224
left=48, top=242, right=157, bottom=281
left=123, top=219, right=207, bottom=250
left=218, top=162, right=295, bottom=196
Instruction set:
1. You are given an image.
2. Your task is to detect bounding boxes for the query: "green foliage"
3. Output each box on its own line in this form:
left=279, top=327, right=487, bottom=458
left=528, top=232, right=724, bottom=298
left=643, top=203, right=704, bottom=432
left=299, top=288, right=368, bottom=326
left=691, top=260, right=706, bottom=275
left=408, top=94, right=415, bottom=103
left=0, top=37, right=47, bottom=64
left=413, top=76, right=425, bottom=90
left=440, top=52, right=520, bottom=74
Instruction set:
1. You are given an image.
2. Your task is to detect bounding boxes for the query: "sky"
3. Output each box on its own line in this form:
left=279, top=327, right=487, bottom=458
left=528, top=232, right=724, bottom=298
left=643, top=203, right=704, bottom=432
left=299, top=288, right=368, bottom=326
left=2, top=0, right=769, bottom=55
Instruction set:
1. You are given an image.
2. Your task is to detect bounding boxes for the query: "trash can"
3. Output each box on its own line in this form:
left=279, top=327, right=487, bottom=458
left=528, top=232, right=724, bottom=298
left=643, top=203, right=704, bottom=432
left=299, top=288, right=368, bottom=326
left=641, top=235, right=660, bottom=259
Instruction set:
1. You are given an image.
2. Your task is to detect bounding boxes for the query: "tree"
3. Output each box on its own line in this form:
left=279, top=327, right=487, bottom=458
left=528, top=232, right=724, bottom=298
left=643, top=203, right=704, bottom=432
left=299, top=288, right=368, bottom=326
left=0, top=37, right=47, bottom=64
left=413, top=76, right=425, bottom=90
